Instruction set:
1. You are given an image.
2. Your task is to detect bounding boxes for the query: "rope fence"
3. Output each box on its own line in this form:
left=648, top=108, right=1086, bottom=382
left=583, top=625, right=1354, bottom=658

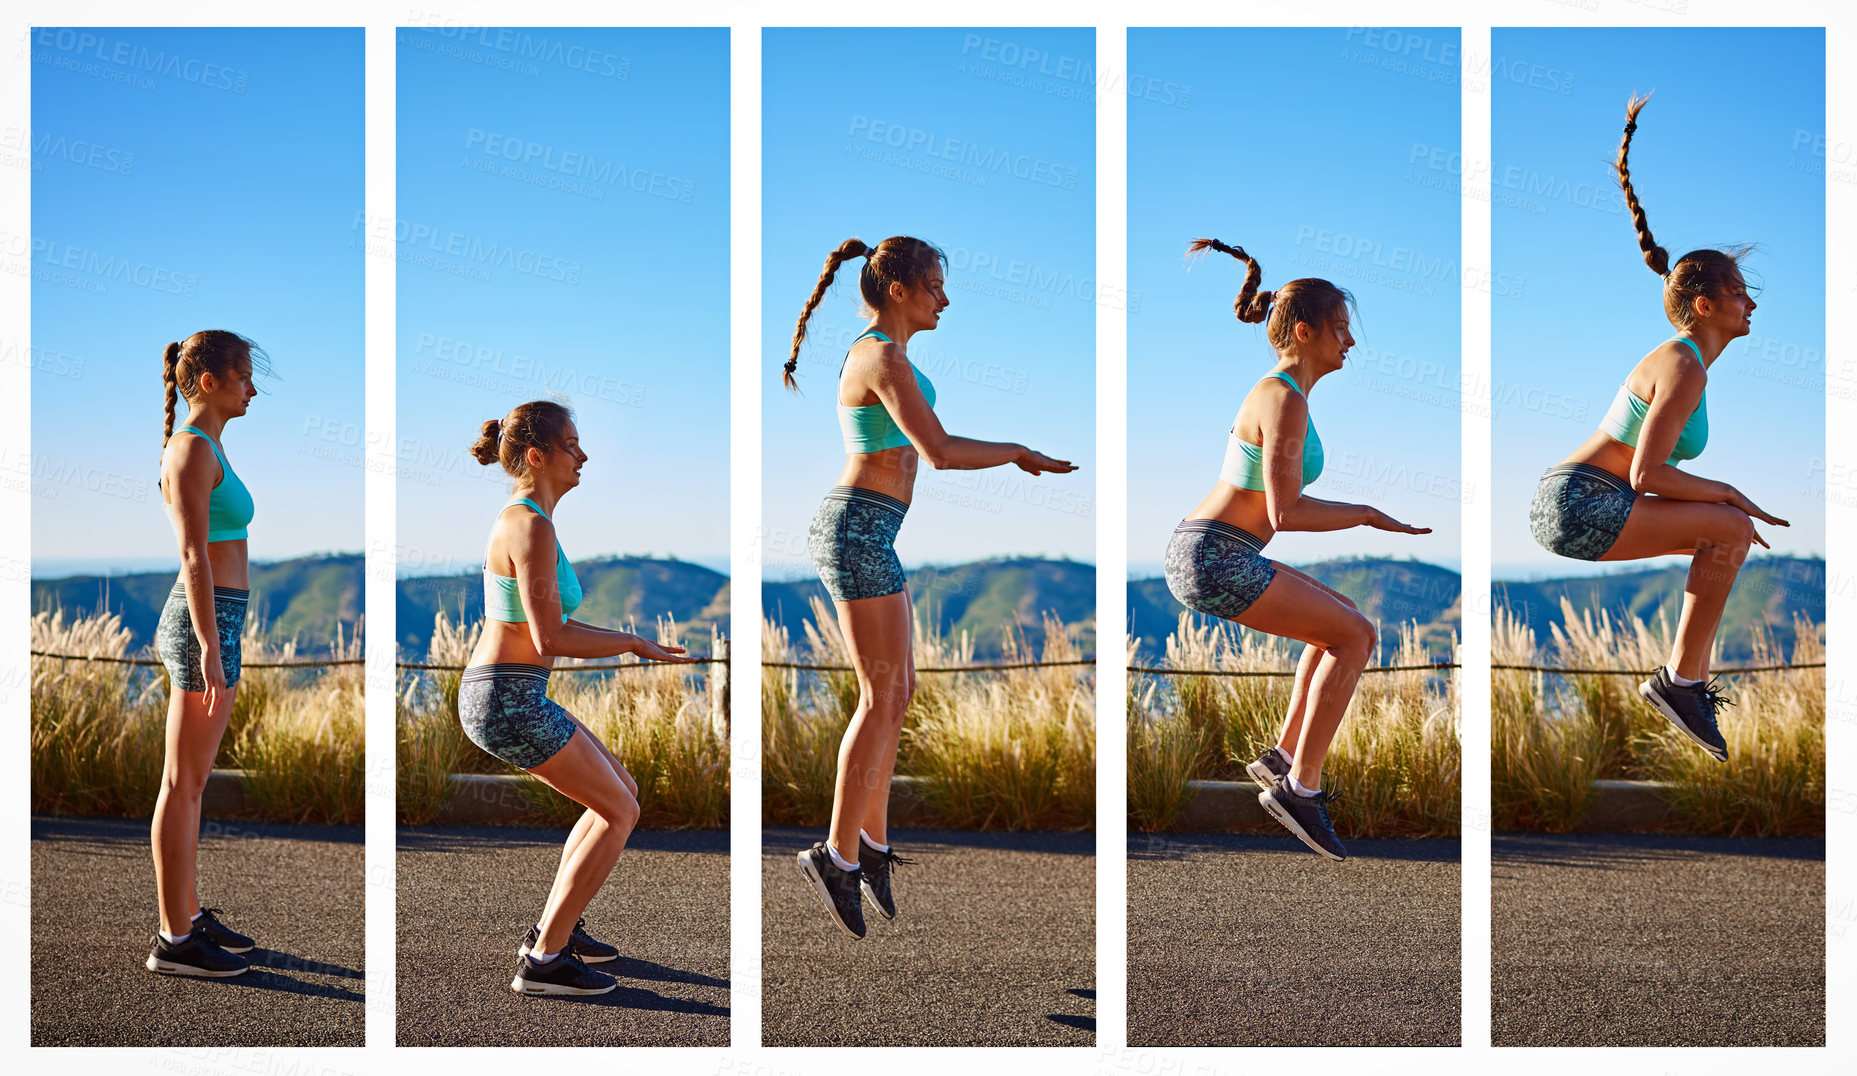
left=31, top=650, right=364, bottom=669
left=34, top=651, right=1823, bottom=677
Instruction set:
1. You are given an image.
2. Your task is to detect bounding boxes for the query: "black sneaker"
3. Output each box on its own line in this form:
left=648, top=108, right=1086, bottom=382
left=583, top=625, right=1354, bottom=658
left=1258, top=775, right=1347, bottom=861
left=192, top=907, right=254, bottom=954
left=509, top=950, right=618, bottom=997
left=1639, top=667, right=1730, bottom=761
left=520, top=918, right=619, bottom=964
left=145, top=932, right=250, bottom=978
left=796, top=842, right=867, bottom=939
left=857, top=840, right=915, bottom=921
left=1244, top=747, right=1292, bottom=790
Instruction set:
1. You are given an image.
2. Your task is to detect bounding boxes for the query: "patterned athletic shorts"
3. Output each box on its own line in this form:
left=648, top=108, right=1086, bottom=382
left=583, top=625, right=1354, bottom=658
left=1529, top=463, right=1636, bottom=561
left=1164, top=519, right=1279, bottom=620
left=458, top=664, right=578, bottom=770
left=808, top=485, right=909, bottom=601
left=156, top=582, right=248, bottom=692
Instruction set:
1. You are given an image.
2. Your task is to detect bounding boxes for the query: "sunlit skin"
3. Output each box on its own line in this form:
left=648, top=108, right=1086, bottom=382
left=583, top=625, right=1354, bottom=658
left=1185, top=311, right=1430, bottom=791
left=1555, top=267, right=1786, bottom=681
left=824, top=266, right=1078, bottom=863
left=151, top=353, right=257, bottom=936
left=465, top=418, right=700, bottom=957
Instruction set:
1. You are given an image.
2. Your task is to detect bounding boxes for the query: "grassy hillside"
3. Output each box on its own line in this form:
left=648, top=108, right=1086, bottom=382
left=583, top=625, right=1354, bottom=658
left=764, top=557, right=1096, bottom=658
left=1494, top=555, right=1823, bottom=662
left=398, top=556, right=728, bottom=657
left=32, top=553, right=362, bottom=656
left=1129, top=557, right=1460, bottom=662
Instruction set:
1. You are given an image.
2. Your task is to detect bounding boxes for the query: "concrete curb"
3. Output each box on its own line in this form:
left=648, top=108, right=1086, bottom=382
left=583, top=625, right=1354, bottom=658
left=1160, top=777, right=1685, bottom=834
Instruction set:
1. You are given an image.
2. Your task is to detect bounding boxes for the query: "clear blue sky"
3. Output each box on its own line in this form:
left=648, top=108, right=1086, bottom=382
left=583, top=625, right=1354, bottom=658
left=31, top=28, right=363, bottom=576
left=1128, top=28, right=1463, bottom=577
left=397, top=28, right=729, bottom=577
left=1492, top=28, right=1825, bottom=578
left=761, top=28, right=1096, bottom=579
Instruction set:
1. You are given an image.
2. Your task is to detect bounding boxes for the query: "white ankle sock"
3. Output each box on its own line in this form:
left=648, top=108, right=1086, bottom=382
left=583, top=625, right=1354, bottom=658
left=860, top=829, right=890, bottom=854
left=1666, top=665, right=1702, bottom=687
left=531, top=948, right=559, bottom=963
left=826, top=842, right=859, bottom=872
left=190, top=910, right=204, bottom=922
left=1290, top=775, right=1321, bottom=797
left=1273, top=746, right=1294, bottom=765
left=160, top=929, right=191, bottom=944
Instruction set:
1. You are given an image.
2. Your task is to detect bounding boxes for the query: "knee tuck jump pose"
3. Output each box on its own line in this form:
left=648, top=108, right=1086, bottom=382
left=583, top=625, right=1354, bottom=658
left=781, top=235, right=1076, bottom=937
left=1164, top=241, right=1430, bottom=861
left=1526, top=95, right=1785, bottom=762
left=460, top=400, right=697, bottom=996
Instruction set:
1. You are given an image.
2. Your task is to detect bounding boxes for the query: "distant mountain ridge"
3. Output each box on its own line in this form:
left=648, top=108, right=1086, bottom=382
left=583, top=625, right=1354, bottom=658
left=1129, top=558, right=1461, bottom=662
left=1494, top=555, right=1824, bottom=661
left=398, top=556, right=729, bottom=657
left=764, top=557, right=1096, bottom=658
left=33, top=554, right=363, bottom=655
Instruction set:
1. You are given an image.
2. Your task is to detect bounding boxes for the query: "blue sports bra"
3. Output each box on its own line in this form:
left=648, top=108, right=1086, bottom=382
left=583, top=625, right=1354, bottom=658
left=1597, top=337, right=1708, bottom=464
left=483, top=497, right=583, bottom=623
left=1219, top=371, right=1324, bottom=491
left=838, top=328, right=937, bottom=452
left=169, top=424, right=255, bottom=542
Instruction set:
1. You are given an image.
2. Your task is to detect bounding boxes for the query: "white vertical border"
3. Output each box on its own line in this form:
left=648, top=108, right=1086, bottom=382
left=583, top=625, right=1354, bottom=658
left=1823, top=17, right=1847, bottom=1057
left=1458, top=20, right=1491, bottom=1053
left=728, top=20, right=762, bottom=1050
left=1096, top=20, right=1129, bottom=1055
left=2, top=11, right=32, bottom=1056
left=363, top=21, right=397, bottom=1049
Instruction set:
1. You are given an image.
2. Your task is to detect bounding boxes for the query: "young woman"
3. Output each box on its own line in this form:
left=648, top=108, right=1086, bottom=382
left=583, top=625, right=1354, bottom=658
left=1526, top=95, right=1784, bottom=762
left=1165, top=240, right=1430, bottom=862
left=782, top=236, right=1076, bottom=938
left=147, top=330, right=268, bottom=977
left=462, top=400, right=697, bottom=996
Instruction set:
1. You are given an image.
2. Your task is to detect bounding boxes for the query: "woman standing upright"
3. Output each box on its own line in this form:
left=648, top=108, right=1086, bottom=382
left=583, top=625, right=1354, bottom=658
left=147, top=331, right=265, bottom=977
left=461, top=400, right=698, bottom=996
left=1164, top=241, right=1430, bottom=862
left=1527, top=95, right=1785, bottom=761
left=782, top=236, right=1077, bottom=939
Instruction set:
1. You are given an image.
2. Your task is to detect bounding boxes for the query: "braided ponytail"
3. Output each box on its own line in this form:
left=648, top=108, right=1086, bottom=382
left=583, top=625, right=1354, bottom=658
left=1188, top=237, right=1354, bottom=353
left=1616, top=93, right=1670, bottom=278
left=785, top=237, right=871, bottom=392
left=1188, top=238, right=1273, bottom=324
left=161, top=342, right=182, bottom=449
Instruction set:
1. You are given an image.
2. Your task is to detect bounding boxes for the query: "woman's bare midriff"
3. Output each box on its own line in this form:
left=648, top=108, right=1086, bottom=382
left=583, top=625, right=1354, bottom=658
left=200, top=540, right=250, bottom=590
left=1557, top=429, right=1637, bottom=484
left=1185, top=484, right=1278, bottom=546
left=468, top=619, right=553, bottom=670
left=836, top=447, right=920, bottom=505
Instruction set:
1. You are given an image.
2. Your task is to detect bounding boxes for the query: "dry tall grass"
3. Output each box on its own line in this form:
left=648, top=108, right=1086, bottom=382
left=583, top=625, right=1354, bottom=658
left=31, top=604, right=364, bottom=823
left=762, top=597, right=1095, bottom=831
left=395, top=610, right=729, bottom=829
left=1128, top=613, right=1460, bottom=837
left=1493, top=596, right=1824, bottom=835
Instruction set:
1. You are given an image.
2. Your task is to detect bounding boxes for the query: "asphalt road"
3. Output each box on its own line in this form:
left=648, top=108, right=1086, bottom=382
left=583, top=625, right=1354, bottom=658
left=1128, top=834, right=1461, bottom=1047
left=1493, top=832, right=1825, bottom=1046
left=31, top=814, right=365, bottom=1047
left=397, top=825, right=730, bottom=1046
left=762, top=826, right=1096, bottom=1046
